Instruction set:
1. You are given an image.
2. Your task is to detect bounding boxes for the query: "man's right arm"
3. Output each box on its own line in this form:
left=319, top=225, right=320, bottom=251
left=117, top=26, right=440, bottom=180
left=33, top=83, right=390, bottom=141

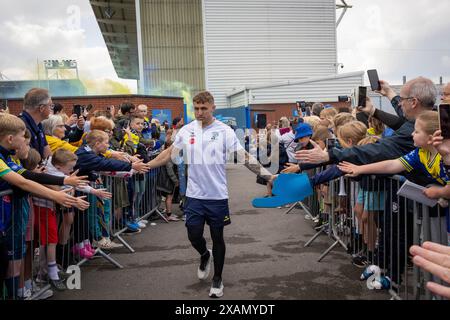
left=148, top=145, right=177, bottom=169
left=373, top=107, right=405, bottom=131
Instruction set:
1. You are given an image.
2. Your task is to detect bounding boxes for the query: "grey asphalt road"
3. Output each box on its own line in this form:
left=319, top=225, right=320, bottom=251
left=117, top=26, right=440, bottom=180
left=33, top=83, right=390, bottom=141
left=54, top=164, right=389, bottom=300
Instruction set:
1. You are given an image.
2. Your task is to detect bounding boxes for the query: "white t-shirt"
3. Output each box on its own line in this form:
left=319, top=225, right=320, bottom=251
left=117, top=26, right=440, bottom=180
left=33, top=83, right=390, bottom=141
left=279, top=131, right=298, bottom=163
left=173, top=119, right=244, bottom=200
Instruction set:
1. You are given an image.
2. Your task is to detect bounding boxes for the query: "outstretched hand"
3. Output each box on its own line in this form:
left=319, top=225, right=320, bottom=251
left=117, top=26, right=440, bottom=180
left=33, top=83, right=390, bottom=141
left=64, top=170, right=89, bottom=187
left=410, top=242, right=450, bottom=299
left=295, top=140, right=329, bottom=164
left=337, top=161, right=361, bottom=177
left=281, top=163, right=300, bottom=174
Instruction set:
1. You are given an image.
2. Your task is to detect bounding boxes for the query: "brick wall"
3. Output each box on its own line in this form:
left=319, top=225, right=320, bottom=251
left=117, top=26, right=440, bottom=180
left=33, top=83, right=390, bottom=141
left=6, top=94, right=185, bottom=119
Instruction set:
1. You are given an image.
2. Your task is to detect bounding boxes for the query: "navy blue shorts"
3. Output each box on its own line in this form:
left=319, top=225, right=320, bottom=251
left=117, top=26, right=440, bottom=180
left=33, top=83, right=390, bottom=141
left=184, top=197, right=231, bottom=228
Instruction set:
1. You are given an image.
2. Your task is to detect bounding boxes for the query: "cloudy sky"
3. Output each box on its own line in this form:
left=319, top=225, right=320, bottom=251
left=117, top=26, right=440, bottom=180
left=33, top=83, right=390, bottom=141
left=0, top=0, right=449, bottom=95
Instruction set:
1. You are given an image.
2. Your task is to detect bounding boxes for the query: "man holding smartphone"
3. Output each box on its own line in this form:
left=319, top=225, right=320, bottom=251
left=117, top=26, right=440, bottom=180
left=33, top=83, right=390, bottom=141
left=295, top=77, right=438, bottom=167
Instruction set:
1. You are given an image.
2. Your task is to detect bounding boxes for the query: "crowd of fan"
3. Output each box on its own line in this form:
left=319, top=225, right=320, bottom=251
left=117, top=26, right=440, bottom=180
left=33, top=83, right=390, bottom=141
left=1, top=76, right=450, bottom=300
left=0, top=88, right=186, bottom=299
left=251, top=77, right=450, bottom=296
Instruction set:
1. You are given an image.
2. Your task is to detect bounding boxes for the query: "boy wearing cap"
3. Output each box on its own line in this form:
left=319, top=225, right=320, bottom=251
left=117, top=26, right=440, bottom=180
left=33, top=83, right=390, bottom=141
left=294, top=123, right=314, bottom=151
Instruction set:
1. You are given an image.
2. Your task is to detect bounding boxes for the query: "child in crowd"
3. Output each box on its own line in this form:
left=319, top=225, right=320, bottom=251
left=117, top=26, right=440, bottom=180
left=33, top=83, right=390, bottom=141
left=46, top=149, right=117, bottom=256
left=156, top=132, right=180, bottom=221
left=351, top=136, right=383, bottom=267
left=339, top=111, right=450, bottom=252
left=123, top=116, right=150, bottom=228
left=338, top=111, right=450, bottom=200
left=319, top=107, right=338, bottom=130
left=74, top=130, right=150, bottom=239
left=0, top=114, right=88, bottom=297
left=308, top=121, right=369, bottom=230
left=367, top=116, right=385, bottom=138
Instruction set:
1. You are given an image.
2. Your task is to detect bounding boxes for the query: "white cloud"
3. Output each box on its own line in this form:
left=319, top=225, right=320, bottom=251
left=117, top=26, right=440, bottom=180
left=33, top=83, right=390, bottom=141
left=337, top=0, right=450, bottom=84
left=0, top=1, right=137, bottom=93
left=1, top=0, right=448, bottom=94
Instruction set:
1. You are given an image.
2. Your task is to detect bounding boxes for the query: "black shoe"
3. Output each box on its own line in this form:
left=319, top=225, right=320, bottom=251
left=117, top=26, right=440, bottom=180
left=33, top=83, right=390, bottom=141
left=58, top=270, right=71, bottom=281
left=49, top=278, right=67, bottom=291
left=122, top=229, right=142, bottom=235
left=352, top=255, right=369, bottom=268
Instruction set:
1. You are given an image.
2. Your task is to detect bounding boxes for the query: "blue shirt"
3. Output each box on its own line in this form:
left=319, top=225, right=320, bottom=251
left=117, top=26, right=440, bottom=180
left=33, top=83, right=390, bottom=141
left=0, top=146, right=14, bottom=232
left=19, top=111, right=48, bottom=158
left=399, top=148, right=450, bottom=186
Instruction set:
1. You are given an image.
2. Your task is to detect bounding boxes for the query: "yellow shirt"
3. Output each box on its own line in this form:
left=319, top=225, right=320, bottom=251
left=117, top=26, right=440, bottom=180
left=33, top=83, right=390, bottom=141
left=0, top=159, right=11, bottom=178
left=46, top=135, right=78, bottom=154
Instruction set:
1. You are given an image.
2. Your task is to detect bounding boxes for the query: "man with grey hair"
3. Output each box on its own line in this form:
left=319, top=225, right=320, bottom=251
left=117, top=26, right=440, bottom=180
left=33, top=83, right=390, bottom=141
left=19, top=88, right=53, bottom=159
left=311, top=102, right=324, bottom=117
left=295, top=76, right=439, bottom=290
left=296, top=76, right=438, bottom=165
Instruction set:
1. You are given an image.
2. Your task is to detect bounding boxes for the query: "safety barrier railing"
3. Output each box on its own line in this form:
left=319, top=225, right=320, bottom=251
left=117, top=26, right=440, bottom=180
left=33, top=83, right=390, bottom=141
left=0, top=152, right=170, bottom=300
left=294, top=173, right=449, bottom=300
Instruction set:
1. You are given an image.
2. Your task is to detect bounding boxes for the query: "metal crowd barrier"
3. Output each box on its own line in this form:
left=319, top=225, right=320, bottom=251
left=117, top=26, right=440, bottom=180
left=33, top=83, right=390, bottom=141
left=294, top=172, right=449, bottom=300
left=0, top=153, right=170, bottom=300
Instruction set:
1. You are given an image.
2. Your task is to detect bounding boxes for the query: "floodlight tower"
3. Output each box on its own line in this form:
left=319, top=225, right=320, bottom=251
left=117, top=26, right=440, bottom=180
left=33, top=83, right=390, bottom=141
left=336, top=0, right=352, bottom=27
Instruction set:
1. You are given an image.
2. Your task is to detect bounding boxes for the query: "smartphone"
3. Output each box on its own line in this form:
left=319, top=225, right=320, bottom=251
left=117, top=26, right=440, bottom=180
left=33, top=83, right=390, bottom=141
left=326, top=138, right=337, bottom=150
left=72, top=105, right=83, bottom=117
left=358, top=86, right=367, bottom=108
left=0, top=100, right=7, bottom=111
left=367, top=69, right=381, bottom=91
left=438, top=104, right=450, bottom=139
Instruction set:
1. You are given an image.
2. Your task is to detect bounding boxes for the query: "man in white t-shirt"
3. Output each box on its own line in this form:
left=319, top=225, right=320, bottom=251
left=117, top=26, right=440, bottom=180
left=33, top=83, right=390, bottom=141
left=147, top=91, right=274, bottom=298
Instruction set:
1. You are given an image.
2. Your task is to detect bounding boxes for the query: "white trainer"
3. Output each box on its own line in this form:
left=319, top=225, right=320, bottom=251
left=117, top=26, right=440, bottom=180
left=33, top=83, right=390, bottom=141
left=209, top=280, right=224, bottom=298
left=197, top=249, right=212, bottom=280
left=137, top=221, right=147, bottom=229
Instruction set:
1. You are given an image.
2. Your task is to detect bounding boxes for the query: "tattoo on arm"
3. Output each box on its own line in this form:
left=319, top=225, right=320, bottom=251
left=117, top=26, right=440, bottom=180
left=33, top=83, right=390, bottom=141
left=236, top=150, right=272, bottom=181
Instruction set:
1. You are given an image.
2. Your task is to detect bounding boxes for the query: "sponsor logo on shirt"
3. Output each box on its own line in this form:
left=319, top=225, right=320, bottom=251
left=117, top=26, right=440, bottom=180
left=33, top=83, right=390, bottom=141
left=189, top=132, right=196, bottom=145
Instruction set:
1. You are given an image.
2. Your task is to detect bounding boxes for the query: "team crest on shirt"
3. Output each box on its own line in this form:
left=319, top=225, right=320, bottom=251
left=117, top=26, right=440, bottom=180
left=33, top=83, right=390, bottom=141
left=210, top=132, right=219, bottom=141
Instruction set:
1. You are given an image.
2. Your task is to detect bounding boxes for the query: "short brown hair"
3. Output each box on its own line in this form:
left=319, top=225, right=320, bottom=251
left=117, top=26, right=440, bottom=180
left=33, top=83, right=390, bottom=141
left=90, top=116, right=114, bottom=132
left=320, top=108, right=338, bottom=122
left=333, top=113, right=355, bottom=130
left=52, top=149, right=78, bottom=167
left=416, top=111, right=439, bottom=135
left=23, top=88, right=50, bottom=110
left=193, top=91, right=215, bottom=104
left=312, top=125, right=332, bottom=143
left=337, top=121, right=368, bottom=148
left=0, top=114, right=26, bottom=138
left=21, top=148, right=41, bottom=171
left=86, top=130, right=109, bottom=147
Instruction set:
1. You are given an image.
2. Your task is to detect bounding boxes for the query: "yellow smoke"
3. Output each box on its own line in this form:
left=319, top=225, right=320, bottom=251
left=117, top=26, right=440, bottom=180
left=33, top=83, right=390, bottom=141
left=150, top=81, right=196, bottom=122
left=82, top=79, right=132, bottom=95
